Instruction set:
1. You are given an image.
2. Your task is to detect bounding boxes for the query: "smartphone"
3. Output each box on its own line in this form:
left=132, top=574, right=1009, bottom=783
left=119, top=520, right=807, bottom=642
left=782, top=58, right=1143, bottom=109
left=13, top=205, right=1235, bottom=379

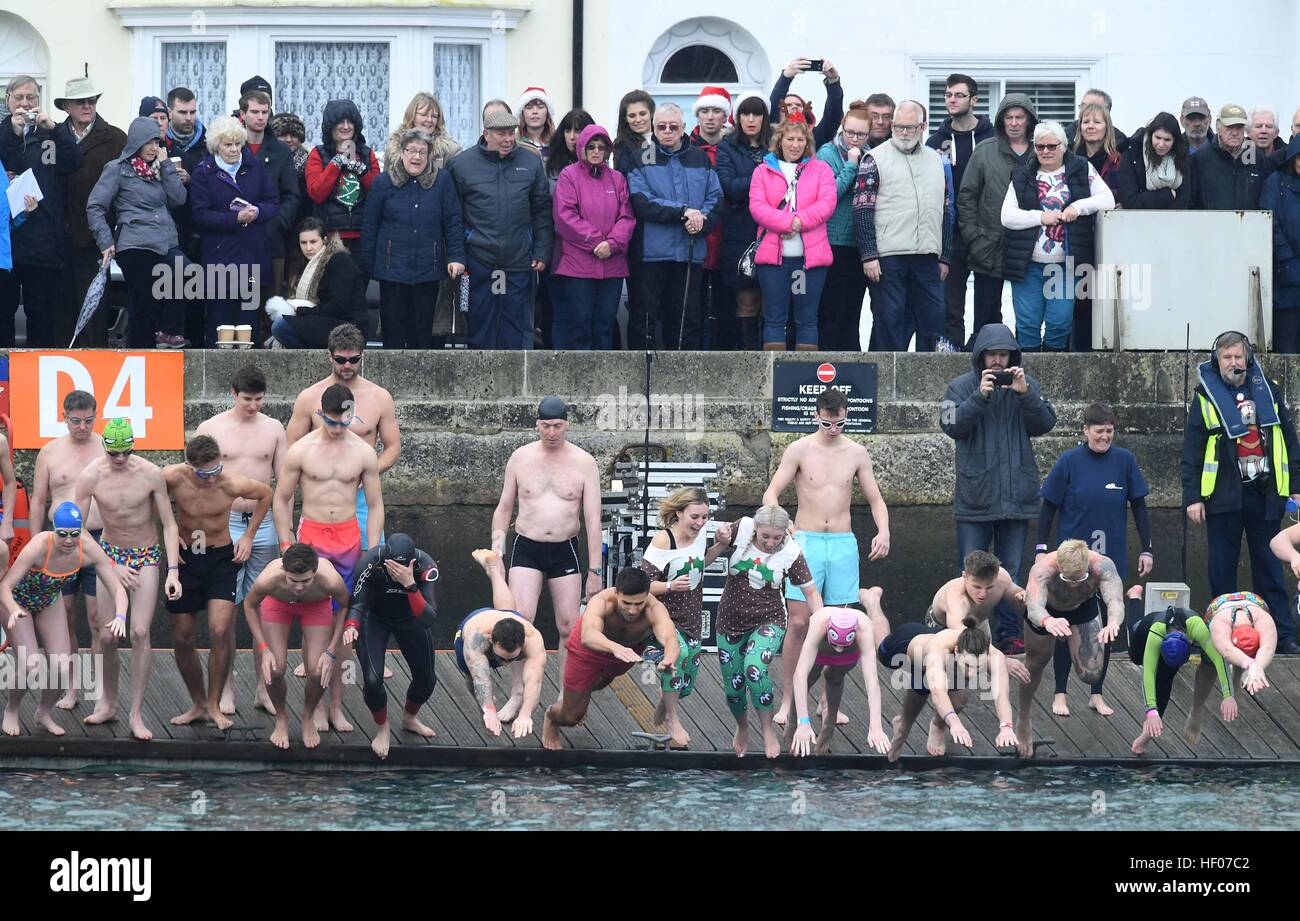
left=807, top=59, right=825, bottom=72
left=992, top=370, right=1016, bottom=387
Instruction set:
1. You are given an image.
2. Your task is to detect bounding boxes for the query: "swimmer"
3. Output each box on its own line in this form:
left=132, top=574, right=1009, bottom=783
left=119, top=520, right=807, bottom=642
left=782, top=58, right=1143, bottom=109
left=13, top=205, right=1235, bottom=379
left=924, top=550, right=1032, bottom=685
left=1204, top=592, right=1275, bottom=695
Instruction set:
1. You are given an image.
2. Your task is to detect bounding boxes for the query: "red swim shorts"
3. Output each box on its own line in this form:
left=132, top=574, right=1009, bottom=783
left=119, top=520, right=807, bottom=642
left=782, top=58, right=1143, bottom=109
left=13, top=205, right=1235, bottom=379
left=563, top=615, right=646, bottom=693
left=261, top=595, right=335, bottom=628
left=297, top=517, right=362, bottom=589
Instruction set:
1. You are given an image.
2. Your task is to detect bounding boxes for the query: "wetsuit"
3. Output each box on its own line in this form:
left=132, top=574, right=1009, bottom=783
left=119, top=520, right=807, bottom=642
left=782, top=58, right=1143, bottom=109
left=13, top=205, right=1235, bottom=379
left=347, top=546, right=439, bottom=724
left=1128, top=602, right=1232, bottom=716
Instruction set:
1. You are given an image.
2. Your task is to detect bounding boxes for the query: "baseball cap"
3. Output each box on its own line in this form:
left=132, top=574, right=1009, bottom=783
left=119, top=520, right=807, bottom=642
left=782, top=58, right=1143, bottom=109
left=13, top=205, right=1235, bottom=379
left=1181, top=97, right=1210, bottom=118
left=102, top=417, right=135, bottom=453
left=1218, top=104, right=1248, bottom=127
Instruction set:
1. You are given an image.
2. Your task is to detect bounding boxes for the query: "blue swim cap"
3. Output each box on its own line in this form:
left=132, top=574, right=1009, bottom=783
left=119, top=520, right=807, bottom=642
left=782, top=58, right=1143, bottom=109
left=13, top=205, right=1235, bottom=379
left=1160, top=630, right=1192, bottom=668
left=52, top=502, right=83, bottom=530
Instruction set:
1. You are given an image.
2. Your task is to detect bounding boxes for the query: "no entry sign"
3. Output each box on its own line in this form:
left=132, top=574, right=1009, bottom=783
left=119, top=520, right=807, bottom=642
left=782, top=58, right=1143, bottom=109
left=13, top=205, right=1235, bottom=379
left=772, top=361, right=878, bottom=434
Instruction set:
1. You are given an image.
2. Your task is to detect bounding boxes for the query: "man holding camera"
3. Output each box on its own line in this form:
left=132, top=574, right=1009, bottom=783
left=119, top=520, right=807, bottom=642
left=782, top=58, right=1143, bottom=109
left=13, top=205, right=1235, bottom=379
left=940, top=323, right=1057, bottom=655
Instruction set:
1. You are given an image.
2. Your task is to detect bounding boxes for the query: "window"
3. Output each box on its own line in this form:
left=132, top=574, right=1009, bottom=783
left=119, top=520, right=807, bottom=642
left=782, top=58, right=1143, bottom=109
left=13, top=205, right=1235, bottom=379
left=662, top=45, right=739, bottom=84
left=162, top=41, right=228, bottom=124
left=0, top=12, right=50, bottom=123
left=927, top=78, right=1076, bottom=134
left=275, top=41, right=390, bottom=148
left=433, top=44, right=481, bottom=151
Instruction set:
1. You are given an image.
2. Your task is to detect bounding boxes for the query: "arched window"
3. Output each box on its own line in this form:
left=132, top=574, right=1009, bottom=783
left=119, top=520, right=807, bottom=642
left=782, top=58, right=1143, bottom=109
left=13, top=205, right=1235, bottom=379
left=0, top=13, right=50, bottom=121
left=661, top=45, right=739, bottom=85
left=642, top=18, right=769, bottom=127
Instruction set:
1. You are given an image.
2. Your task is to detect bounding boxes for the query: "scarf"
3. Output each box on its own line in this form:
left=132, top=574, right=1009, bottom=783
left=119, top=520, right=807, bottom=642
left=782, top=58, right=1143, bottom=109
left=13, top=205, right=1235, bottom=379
left=1198, top=358, right=1280, bottom=440
left=291, top=146, right=309, bottom=175
left=1142, top=148, right=1183, bottom=191
left=295, top=233, right=346, bottom=306
left=166, top=117, right=203, bottom=152
left=129, top=157, right=161, bottom=181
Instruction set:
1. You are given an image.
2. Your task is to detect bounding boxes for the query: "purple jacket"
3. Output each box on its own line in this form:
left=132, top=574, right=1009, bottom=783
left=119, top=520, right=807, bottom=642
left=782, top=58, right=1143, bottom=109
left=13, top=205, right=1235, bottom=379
left=551, top=125, right=636, bottom=279
left=189, top=149, right=280, bottom=283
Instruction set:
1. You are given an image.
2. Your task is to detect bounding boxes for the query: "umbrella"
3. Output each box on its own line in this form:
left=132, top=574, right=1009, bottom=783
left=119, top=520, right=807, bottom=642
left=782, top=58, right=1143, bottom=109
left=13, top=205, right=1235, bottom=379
left=70, top=261, right=109, bottom=347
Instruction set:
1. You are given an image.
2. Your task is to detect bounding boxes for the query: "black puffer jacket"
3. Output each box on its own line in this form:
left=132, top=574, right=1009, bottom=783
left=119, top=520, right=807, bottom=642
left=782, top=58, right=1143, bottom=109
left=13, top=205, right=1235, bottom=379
left=1002, top=152, right=1095, bottom=282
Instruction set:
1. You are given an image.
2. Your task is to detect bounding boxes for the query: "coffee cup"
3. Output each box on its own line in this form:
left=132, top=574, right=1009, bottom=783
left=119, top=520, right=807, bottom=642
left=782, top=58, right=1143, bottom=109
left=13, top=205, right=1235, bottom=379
left=235, top=325, right=252, bottom=344
left=217, top=325, right=236, bottom=344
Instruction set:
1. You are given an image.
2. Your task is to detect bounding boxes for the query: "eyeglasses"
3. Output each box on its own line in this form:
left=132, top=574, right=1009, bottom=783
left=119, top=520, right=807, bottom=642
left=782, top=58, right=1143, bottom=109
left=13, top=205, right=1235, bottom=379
left=1035, top=143, right=1062, bottom=152
left=893, top=123, right=923, bottom=133
left=842, top=129, right=869, bottom=141
left=332, top=354, right=362, bottom=365
left=868, top=114, right=892, bottom=123
left=817, top=418, right=849, bottom=430
left=66, top=415, right=96, bottom=427
left=402, top=147, right=428, bottom=157
left=8, top=94, right=38, bottom=104
left=55, top=529, right=82, bottom=539
left=315, top=411, right=354, bottom=428
left=192, top=463, right=224, bottom=479
left=944, top=92, right=971, bottom=100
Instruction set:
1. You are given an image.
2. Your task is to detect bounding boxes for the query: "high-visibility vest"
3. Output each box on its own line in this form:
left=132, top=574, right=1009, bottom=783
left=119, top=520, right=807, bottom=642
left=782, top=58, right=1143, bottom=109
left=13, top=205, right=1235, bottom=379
left=1198, top=393, right=1290, bottom=499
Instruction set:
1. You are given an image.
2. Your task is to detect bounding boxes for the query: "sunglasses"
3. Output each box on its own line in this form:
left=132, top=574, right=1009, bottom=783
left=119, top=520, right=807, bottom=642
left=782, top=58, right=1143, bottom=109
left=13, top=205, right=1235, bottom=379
left=1035, top=143, right=1062, bottom=152
left=817, top=418, right=849, bottom=430
left=332, top=354, right=362, bottom=365
left=315, top=411, right=354, bottom=428
left=192, top=463, right=224, bottom=479
left=55, top=529, right=82, bottom=539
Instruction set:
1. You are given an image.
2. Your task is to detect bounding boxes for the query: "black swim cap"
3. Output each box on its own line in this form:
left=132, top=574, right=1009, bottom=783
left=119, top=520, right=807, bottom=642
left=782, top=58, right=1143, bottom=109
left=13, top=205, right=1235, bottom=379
left=383, top=533, right=417, bottom=565
left=537, top=396, right=569, bottom=421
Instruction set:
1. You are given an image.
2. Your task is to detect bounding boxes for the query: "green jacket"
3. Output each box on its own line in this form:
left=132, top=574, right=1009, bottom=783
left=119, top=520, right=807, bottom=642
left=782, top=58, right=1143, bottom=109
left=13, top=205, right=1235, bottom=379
left=816, top=137, right=863, bottom=248
left=955, top=93, right=1037, bottom=277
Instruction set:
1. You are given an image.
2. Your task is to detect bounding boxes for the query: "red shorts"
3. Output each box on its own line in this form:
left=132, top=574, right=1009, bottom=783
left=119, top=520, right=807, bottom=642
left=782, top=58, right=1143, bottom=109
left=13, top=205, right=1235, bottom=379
left=261, top=595, right=334, bottom=628
left=563, top=615, right=645, bottom=693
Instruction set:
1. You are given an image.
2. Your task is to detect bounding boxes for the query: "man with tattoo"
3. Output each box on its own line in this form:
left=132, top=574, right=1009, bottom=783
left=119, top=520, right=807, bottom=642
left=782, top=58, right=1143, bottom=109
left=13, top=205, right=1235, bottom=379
left=1016, top=539, right=1125, bottom=757
left=344, top=533, right=441, bottom=760
left=454, top=549, right=547, bottom=740
left=543, top=568, right=678, bottom=751
left=924, top=550, right=1031, bottom=684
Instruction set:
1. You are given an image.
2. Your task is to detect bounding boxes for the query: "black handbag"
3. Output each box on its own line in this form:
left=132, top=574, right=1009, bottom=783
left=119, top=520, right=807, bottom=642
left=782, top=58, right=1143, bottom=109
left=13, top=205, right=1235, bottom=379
left=738, top=161, right=805, bottom=278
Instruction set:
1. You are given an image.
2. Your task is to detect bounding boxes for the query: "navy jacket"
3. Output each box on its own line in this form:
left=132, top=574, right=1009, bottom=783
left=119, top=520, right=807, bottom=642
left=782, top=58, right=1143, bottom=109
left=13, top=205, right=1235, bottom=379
left=1185, top=138, right=1266, bottom=211
left=447, top=139, right=554, bottom=272
left=1261, top=137, right=1300, bottom=311
left=627, top=141, right=722, bottom=264
left=251, top=133, right=301, bottom=259
left=359, top=163, right=465, bottom=285
left=189, top=151, right=280, bottom=282
left=0, top=117, right=82, bottom=268
left=714, top=137, right=765, bottom=277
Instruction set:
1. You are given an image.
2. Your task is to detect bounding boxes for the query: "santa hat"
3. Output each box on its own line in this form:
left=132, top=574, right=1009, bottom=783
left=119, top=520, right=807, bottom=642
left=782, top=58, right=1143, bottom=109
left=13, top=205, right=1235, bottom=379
left=516, top=86, right=555, bottom=120
left=693, top=85, right=733, bottom=116
left=728, top=91, right=769, bottom=127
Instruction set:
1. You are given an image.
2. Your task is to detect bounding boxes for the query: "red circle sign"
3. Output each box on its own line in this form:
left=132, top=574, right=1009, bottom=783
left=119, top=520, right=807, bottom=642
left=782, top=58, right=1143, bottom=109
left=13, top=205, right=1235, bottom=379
left=817, top=363, right=837, bottom=384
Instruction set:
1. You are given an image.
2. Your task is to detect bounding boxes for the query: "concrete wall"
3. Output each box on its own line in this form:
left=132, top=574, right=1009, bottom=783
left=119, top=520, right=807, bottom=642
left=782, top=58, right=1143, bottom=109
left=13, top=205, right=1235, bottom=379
left=11, top=350, right=1276, bottom=511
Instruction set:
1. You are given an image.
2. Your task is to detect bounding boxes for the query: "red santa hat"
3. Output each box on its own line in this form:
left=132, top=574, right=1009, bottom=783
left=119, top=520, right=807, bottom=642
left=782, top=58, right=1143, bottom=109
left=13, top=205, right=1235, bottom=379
left=693, top=85, right=733, bottom=116
left=516, top=86, right=555, bottom=120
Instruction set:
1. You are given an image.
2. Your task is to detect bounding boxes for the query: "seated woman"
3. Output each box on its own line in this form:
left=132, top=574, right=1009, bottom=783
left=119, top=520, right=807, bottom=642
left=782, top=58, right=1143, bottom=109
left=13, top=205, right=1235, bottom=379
left=269, top=217, right=368, bottom=349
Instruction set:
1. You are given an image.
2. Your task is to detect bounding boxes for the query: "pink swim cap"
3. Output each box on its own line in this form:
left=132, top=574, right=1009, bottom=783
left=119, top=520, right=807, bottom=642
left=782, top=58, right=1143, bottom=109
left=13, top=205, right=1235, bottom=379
left=826, top=611, right=859, bottom=648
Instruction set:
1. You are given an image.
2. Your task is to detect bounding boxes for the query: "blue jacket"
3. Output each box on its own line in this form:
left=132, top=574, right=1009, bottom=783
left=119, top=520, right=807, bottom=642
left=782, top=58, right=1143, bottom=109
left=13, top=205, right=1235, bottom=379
left=0, top=170, right=12, bottom=272
left=1261, top=136, right=1300, bottom=311
left=714, top=137, right=764, bottom=276
left=359, top=160, right=465, bottom=285
left=189, top=151, right=280, bottom=282
left=628, top=141, right=722, bottom=264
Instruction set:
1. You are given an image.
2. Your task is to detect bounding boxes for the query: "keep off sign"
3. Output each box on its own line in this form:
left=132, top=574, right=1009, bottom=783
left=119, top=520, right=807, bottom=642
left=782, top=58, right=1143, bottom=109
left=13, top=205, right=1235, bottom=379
left=9, top=351, right=186, bottom=450
left=772, top=360, right=878, bottom=434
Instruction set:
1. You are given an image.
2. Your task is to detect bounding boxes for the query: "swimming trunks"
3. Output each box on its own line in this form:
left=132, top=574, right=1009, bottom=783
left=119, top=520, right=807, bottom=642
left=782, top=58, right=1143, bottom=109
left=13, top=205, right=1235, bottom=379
left=100, top=541, right=162, bottom=570
left=13, top=538, right=84, bottom=613
left=1026, top=593, right=1103, bottom=636
left=510, top=534, right=581, bottom=579
left=297, top=517, right=362, bottom=589
left=562, top=613, right=646, bottom=693
left=228, top=511, right=278, bottom=603
left=453, top=608, right=528, bottom=676
left=356, top=488, right=385, bottom=551
left=785, top=531, right=860, bottom=606
left=165, top=544, right=238, bottom=615
left=60, top=529, right=103, bottom=598
left=260, top=594, right=335, bottom=628
left=877, top=622, right=945, bottom=695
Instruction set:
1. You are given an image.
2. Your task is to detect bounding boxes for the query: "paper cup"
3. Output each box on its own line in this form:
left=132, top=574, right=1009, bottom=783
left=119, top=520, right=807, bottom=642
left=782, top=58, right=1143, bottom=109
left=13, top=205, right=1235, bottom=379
left=235, top=325, right=253, bottom=343
left=217, top=325, right=236, bottom=344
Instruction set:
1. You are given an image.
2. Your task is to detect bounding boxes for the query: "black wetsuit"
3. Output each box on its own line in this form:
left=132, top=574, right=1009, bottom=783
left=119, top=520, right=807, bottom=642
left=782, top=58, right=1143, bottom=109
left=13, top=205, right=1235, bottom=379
left=348, top=546, right=440, bottom=722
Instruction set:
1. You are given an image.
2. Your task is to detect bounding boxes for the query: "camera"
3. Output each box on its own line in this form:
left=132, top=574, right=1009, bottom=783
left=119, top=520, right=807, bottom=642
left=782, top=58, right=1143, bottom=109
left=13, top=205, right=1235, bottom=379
left=807, top=59, right=825, bottom=72
left=991, top=370, right=1016, bottom=387
left=24, top=110, right=38, bottom=125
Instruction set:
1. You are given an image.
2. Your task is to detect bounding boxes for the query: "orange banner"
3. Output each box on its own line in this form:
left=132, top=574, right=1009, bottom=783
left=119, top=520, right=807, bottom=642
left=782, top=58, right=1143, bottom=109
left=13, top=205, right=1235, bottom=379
left=9, top=351, right=186, bottom=450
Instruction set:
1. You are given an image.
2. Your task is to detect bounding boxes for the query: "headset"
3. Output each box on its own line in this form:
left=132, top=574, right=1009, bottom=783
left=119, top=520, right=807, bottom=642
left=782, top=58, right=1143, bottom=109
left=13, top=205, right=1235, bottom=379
left=1213, top=330, right=1254, bottom=366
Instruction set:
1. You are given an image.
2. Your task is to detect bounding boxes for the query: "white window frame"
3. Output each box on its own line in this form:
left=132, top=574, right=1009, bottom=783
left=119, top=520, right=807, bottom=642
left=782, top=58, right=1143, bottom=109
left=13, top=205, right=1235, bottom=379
left=115, top=5, right=520, bottom=129
left=909, top=54, right=1102, bottom=129
left=643, top=17, right=770, bottom=105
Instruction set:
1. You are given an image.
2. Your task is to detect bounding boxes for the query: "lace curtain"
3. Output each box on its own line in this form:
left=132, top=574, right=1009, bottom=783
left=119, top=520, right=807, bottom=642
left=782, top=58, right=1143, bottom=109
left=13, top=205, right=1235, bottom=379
left=161, top=41, right=227, bottom=124
left=275, top=41, right=390, bottom=148
left=433, top=43, right=480, bottom=151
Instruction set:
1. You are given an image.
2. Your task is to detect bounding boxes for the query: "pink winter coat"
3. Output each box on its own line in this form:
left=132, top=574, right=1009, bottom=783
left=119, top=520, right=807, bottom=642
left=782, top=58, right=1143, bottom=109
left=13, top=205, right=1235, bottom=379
left=552, top=124, right=636, bottom=279
left=748, top=153, right=837, bottom=268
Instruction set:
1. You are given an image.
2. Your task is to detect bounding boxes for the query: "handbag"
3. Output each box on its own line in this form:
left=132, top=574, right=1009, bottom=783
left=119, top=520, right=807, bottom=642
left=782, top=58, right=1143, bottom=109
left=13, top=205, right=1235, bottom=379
left=738, top=162, right=806, bottom=278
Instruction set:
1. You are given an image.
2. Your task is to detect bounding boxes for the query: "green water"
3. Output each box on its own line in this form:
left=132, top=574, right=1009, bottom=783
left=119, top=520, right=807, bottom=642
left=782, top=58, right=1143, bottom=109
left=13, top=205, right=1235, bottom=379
left=0, top=765, right=1295, bottom=831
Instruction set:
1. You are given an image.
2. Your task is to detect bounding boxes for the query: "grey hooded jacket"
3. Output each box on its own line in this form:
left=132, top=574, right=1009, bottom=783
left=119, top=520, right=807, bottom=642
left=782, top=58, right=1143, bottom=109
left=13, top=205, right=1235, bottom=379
left=940, top=323, right=1057, bottom=521
left=86, top=117, right=187, bottom=256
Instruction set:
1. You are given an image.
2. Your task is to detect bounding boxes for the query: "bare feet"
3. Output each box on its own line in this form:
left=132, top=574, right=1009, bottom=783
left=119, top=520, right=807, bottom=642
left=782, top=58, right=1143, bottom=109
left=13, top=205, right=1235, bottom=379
left=371, top=722, right=391, bottom=759
left=1016, top=717, right=1033, bottom=758
left=542, top=711, right=563, bottom=750
left=498, top=695, right=523, bottom=723
left=313, top=709, right=329, bottom=732
left=926, top=716, right=947, bottom=756
left=664, top=717, right=690, bottom=749
left=294, top=662, right=306, bottom=678
left=732, top=719, right=748, bottom=757
left=84, top=706, right=117, bottom=726
left=1052, top=693, right=1070, bottom=717
left=652, top=697, right=666, bottom=726
left=1130, top=730, right=1151, bottom=756
left=171, top=704, right=208, bottom=726
left=206, top=706, right=233, bottom=731
left=771, top=705, right=790, bottom=728
left=401, top=713, right=436, bottom=738
left=1184, top=711, right=1204, bottom=746
left=815, top=695, right=850, bottom=726
left=219, top=684, right=236, bottom=716
left=815, top=730, right=833, bottom=755
left=329, top=709, right=354, bottom=733
left=56, top=689, right=78, bottom=711
left=36, top=711, right=66, bottom=736
left=129, top=712, right=153, bottom=742
left=302, top=714, right=321, bottom=749
left=254, top=690, right=276, bottom=715
left=472, top=548, right=501, bottom=571
left=887, top=715, right=907, bottom=763
left=2, top=709, right=20, bottom=736
left=1089, top=695, right=1114, bottom=717
left=384, top=667, right=394, bottom=680
left=270, top=716, right=290, bottom=750
left=761, top=718, right=781, bottom=759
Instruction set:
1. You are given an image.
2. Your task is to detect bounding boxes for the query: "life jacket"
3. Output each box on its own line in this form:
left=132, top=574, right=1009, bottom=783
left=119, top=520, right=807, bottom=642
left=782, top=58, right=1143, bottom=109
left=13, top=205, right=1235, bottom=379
left=1197, top=393, right=1290, bottom=498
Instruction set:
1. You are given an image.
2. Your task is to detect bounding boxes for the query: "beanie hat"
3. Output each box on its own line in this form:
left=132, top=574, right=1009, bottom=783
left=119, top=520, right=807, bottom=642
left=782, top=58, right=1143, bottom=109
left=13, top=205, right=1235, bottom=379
left=271, top=112, right=306, bottom=143
left=240, top=75, right=273, bottom=100
left=138, top=96, right=168, bottom=118
left=693, top=85, right=733, bottom=116
left=516, top=86, right=555, bottom=121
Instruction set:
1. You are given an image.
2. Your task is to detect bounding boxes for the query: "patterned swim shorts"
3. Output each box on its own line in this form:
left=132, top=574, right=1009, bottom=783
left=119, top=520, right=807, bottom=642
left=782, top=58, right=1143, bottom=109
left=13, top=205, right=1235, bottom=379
left=101, top=541, right=163, bottom=570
